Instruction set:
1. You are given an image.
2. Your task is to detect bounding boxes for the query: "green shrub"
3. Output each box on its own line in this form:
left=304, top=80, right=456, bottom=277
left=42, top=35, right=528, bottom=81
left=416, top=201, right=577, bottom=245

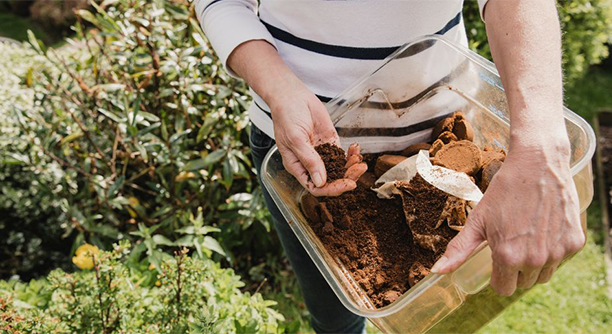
left=0, top=41, right=73, bottom=280
left=10, top=0, right=277, bottom=276
left=464, top=0, right=612, bottom=83
left=0, top=241, right=284, bottom=333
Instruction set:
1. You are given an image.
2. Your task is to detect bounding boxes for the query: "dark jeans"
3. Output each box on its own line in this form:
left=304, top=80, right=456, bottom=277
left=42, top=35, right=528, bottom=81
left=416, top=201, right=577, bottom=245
left=249, top=123, right=366, bottom=334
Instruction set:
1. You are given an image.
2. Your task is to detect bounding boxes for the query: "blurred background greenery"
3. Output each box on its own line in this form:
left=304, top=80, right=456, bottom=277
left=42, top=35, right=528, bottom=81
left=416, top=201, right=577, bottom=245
left=0, top=0, right=611, bottom=333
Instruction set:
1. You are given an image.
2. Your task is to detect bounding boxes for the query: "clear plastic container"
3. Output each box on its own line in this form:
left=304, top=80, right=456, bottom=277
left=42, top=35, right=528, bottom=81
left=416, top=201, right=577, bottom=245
left=260, top=35, right=596, bottom=333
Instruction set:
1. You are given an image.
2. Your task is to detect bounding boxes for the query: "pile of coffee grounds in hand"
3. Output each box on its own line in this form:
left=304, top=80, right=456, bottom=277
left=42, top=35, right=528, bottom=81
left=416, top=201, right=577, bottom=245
left=315, top=143, right=347, bottom=182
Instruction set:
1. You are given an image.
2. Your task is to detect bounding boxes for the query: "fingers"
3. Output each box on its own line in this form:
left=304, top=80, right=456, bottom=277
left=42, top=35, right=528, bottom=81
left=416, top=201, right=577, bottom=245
left=279, top=147, right=313, bottom=190
left=345, top=154, right=362, bottom=169
left=345, top=162, right=368, bottom=181
left=347, top=143, right=361, bottom=157
left=536, top=264, right=558, bottom=284
left=517, top=268, right=541, bottom=289
left=491, top=261, right=519, bottom=296
left=309, top=179, right=357, bottom=197
left=431, top=213, right=485, bottom=274
left=288, top=136, right=327, bottom=187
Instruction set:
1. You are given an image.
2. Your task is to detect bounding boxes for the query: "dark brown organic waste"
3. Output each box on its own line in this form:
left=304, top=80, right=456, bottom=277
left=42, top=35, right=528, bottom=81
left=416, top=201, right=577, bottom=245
left=315, top=143, right=347, bottom=182
left=301, top=112, right=506, bottom=308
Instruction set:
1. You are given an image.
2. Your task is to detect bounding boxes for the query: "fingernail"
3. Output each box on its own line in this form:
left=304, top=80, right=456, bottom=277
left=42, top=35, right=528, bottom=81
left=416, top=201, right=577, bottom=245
left=430, top=256, right=449, bottom=274
left=312, top=172, right=324, bottom=187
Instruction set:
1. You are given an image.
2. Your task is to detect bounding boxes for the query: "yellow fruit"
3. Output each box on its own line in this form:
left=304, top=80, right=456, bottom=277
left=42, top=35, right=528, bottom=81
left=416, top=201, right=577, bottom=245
left=148, top=263, right=156, bottom=270
left=75, top=244, right=99, bottom=257
left=72, top=244, right=99, bottom=270
left=155, top=280, right=162, bottom=287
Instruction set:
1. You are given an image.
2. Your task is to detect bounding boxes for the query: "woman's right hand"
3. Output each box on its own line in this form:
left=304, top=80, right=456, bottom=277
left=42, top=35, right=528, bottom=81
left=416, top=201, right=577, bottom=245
left=269, top=80, right=367, bottom=197
left=227, top=40, right=366, bottom=196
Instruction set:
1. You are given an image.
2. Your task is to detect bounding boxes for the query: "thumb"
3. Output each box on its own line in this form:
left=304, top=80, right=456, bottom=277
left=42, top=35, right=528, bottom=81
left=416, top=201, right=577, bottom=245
left=431, top=212, right=485, bottom=274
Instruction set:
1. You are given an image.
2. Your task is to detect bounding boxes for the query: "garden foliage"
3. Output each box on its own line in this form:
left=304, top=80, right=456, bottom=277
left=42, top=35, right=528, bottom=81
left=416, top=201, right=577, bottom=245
left=6, top=0, right=275, bottom=277
left=464, top=0, right=612, bottom=83
left=0, top=41, right=71, bottom=279
left=0, top=241, right=284, bottom=333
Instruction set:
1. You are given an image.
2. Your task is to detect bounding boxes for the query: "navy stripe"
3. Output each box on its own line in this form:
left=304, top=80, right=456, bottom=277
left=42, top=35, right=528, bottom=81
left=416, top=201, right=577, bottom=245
left=261, top=12, right=462, bottom=60
left=336, top=113, right=452, bottom=138
left=254, top=100, right=271, bottom=115
left=316, top=94, right=332, bottom=103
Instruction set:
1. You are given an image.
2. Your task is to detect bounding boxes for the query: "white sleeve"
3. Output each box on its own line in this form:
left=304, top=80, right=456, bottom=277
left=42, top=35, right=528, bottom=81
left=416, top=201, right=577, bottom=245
left=194, top=0, right=277, bottom=77
left=477, top=0, right=490, bottom=22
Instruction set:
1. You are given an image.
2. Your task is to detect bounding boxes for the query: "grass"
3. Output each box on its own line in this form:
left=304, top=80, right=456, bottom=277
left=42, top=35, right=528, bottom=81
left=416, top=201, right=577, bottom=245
left=481, top=216, right=612, bottom=333
left=0, top=13, right=49, bottom=44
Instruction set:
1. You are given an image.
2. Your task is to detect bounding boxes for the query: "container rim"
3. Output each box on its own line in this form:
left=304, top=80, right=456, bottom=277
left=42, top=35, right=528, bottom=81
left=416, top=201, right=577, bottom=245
left=260, top=34, right=596, bottom=318
left=326, top=34, right=596, bottom=176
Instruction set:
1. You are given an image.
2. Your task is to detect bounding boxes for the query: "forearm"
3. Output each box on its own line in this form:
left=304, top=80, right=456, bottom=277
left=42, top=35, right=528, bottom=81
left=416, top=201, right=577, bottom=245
left=485, top=0, right=569, bottom=154
left=228, top=40, right=305, bottom=108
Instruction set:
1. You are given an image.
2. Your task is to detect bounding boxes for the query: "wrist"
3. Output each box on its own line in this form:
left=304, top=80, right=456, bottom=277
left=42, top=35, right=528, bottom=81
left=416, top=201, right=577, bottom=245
left=508, top=130, right=571, bottom=165
left=263, top=72, right=309, bottom=110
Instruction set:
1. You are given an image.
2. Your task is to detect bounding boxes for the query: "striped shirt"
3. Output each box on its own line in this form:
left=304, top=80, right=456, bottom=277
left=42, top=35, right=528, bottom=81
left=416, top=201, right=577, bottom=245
left=195, top=0, right=489, bottom=139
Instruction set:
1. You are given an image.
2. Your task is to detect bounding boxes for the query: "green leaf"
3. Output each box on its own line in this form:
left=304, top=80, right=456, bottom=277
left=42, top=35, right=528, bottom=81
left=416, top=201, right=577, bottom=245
left=134, top=142, right=148, bottom=163
left=94, top=83, right=125, bottom=92
left=131, top=95, right=141, bottom=126
left=107, top=176, right=124, bottom=198
left=174, top=235, right=194, bottom=247
left=222, top=159, right=234, bottom=187
left=152, top=235, right=175, bottom=246
left=60, top=132, right=83, bottom=145
left=169, top=129, right=191, bottom=144
left=27, top=30, right=46, bottom=55
left=202, top=236, right=225, bottom=256
left=98, top=108, right=125, bottom=123
left=76, top=9, right=99, bottom=26
left=137, top=123, right=160, bottom=136
left=139, top=112, right=160, bottom=122
left=192, top=32, right=207, bottom=48
left=184, top=149, right=226, bottom=171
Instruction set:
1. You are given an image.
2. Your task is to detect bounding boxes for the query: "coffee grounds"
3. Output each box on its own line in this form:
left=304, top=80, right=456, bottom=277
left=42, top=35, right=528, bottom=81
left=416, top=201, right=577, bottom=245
left=299, top=113, right=502, bottom=309
left=399, top=175, right=458, bottom=254
left=304, top=171, right=456, bottom=308
left=315, top=143, right=347, bottom=182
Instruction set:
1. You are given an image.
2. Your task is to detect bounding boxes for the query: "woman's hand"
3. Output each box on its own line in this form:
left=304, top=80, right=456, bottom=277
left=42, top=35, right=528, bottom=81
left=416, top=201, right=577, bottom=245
left=269, top=83, right=367, bottom=197
left=431, top=138, right=585, bottom=295
left=227, top=40, right=366, bottom=197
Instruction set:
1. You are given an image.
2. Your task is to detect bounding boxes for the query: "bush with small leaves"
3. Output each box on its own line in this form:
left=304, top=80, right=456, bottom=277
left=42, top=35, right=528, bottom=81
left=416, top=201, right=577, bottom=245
left=0, top=40, right=73, bottom=280
left=0, top=241, right=284, bottom=333
left=10, top=0, right=276, bottom=278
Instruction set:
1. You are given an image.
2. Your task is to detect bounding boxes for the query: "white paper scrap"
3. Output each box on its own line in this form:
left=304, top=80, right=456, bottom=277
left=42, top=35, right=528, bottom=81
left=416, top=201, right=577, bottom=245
left=415, top=150, right=484, bottom=202
left=375, top=154, right=419, bottom=185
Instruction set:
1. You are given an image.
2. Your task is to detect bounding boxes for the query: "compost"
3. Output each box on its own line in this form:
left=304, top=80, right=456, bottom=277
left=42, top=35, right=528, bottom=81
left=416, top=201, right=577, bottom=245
left=302, top=112, right=506, bottom=308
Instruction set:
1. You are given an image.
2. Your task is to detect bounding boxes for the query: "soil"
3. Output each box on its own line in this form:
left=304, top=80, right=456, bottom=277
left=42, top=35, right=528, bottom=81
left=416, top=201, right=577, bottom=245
left=315, top=143, right=347, bottom=182
left=301, top=112, right=506, bottom=308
